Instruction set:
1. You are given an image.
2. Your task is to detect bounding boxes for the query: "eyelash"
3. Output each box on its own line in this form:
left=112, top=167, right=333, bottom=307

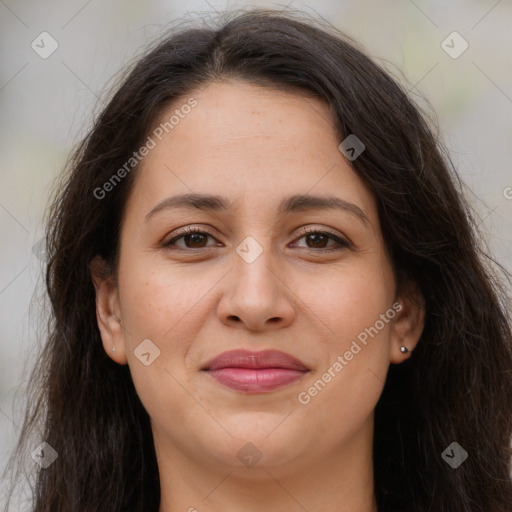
left=162, top=226, right=350, bottom=253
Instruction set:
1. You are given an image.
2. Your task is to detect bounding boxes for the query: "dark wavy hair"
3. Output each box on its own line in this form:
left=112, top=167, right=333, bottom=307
left=3, top=7, right=512, bottom=512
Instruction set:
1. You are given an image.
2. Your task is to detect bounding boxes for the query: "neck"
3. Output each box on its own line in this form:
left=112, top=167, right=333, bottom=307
left=155, top=415, right=378, bottom=512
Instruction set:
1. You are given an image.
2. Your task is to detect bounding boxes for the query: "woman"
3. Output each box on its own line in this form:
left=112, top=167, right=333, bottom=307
left=3, top=7, right=512, bottom=512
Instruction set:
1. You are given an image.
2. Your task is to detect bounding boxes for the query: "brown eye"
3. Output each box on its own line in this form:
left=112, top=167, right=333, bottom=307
left=163, top=227, right=217, bottom=249
left=305, top=232, right=329, bottom=249
left=293, top=228, right=350, bottom=252
left=180, top=232, right=210, bottom=248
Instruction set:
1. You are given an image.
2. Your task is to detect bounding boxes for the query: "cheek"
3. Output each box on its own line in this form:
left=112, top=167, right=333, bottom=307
left=292, top=297, right=391, bottom=461
left=117, top=253, right=198, bottom=339
left=299, top=261, right=393, bottom=421
left=308, top=259, right=394, bottom=346
left=117, top=251, right=225, bottom=378
left=115, top=259, right=204, bottom=420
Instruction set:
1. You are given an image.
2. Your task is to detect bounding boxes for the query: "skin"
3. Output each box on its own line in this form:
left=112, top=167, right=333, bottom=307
left=92, top=79, right=425, bottom=512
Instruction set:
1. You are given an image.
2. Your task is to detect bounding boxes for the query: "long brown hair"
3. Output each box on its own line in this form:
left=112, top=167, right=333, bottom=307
left=3, top=7, right=512, bottom=512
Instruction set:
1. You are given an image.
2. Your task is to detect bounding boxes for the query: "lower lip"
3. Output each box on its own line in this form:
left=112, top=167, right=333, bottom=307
left=205, top=368, right=308, bottom=393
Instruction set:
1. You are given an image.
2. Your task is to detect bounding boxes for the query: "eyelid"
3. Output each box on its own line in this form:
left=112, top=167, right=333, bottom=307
left=297, top=225, right=346, bottom=240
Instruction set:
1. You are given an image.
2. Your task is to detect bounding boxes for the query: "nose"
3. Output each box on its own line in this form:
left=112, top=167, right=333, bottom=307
left=216, top=237, right=296, bottom=332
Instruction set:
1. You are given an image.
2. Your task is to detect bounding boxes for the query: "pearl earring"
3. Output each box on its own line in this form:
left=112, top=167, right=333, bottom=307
left=112, top=346, right=116, bottom=352
left=400, top=345, right=410, bottom=353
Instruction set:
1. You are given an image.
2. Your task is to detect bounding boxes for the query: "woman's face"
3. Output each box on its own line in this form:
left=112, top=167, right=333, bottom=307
left=93, top=79, right=424, bottom=476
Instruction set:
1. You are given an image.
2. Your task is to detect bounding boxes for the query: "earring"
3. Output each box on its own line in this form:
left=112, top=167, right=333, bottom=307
left=112, top=346, right=116, bottom=352
left=400, top=345, right=410, bottom=354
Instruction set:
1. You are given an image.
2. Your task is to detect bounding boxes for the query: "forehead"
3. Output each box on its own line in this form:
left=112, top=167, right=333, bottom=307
left=127, top=79, right=376, bottom=226
left=152, top=79, right=338, bottom=157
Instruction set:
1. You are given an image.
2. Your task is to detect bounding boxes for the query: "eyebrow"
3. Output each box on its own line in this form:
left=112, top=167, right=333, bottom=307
left=145, top=192, right=370, bottom=227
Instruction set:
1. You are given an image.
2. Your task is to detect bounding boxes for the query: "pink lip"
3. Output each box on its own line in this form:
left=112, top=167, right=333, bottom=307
left=202, top=349, right=310, bottom=393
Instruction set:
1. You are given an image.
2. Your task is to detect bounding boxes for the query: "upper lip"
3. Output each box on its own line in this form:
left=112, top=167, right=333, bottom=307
left=202, top=349, right=309, bottom=371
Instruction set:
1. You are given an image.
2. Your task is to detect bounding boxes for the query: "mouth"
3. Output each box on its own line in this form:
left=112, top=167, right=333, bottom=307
left=201, top=349, right=310, bottom=393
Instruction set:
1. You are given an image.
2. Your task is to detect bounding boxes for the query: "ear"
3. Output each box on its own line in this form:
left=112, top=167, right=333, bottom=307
left=90, top=255, right=128, bottom=365
left=389, top=280, right=426, bottom=364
